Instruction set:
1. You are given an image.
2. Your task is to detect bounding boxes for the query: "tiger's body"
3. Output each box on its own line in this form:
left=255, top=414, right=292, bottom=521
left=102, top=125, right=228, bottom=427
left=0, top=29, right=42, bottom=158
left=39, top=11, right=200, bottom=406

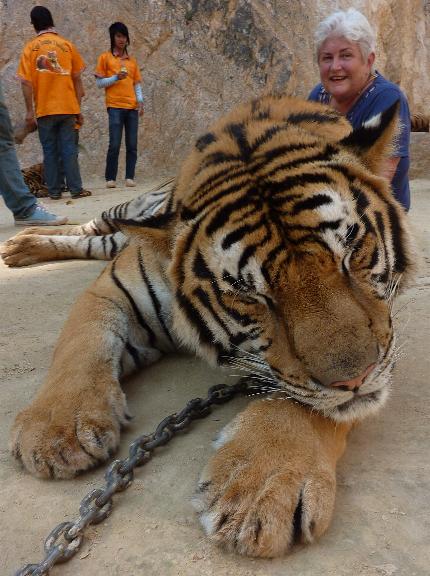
left=2, top=95, right=414, bottom=558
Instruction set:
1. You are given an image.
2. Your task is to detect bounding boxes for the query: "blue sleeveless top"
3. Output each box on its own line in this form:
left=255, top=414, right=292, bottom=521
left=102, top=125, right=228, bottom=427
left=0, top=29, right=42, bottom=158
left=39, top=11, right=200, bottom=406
left=309, top=73, right=411, bottom=210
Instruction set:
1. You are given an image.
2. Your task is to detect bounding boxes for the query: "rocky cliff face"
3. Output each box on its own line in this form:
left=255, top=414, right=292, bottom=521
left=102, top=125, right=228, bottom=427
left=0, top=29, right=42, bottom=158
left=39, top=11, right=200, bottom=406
left=1, top=0, right=429, bottom=180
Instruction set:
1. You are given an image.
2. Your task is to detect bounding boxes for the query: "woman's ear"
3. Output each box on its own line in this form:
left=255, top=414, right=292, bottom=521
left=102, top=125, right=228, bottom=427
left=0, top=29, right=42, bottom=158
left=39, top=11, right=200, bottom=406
left=367, top=51, right=376, bottom=70
left=339, top=100, right=400, bottom=176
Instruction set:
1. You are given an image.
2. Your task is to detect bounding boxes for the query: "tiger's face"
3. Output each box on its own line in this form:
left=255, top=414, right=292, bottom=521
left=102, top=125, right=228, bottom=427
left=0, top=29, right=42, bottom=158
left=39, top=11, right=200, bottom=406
left=170, top=95, right=414, bottom=422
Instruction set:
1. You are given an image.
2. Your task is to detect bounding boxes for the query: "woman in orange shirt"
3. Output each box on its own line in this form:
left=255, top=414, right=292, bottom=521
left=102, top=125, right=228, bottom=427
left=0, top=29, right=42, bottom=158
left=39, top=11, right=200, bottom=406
left=95, top=22, right=144, bottom=188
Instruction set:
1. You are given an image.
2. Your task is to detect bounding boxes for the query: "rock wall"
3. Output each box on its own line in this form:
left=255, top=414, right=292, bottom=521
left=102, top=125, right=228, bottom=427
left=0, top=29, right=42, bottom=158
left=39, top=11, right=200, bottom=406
left=410, top=133, right=430, bottom=179
left=0, top=0, right=429, bottom=180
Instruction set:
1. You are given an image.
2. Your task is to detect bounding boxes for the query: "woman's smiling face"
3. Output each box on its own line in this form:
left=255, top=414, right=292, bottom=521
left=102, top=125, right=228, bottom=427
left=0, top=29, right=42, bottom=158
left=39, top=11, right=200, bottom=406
left=318, top=36, right=375, bottom=104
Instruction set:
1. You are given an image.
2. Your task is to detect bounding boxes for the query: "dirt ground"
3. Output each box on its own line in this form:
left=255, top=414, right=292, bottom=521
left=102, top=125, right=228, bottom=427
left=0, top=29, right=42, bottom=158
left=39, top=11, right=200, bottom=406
left=0, top=180, right=429, bottom=576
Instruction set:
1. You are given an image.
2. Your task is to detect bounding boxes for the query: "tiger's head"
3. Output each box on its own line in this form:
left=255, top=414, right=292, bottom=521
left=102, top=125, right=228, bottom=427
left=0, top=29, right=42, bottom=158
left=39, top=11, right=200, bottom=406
left=169, top=95, right=415, bottom=422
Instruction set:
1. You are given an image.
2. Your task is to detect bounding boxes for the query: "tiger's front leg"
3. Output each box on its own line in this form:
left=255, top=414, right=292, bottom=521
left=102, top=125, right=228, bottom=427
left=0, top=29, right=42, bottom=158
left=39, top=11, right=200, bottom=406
left=0, top=216, right=127, bottom=266
left=1, top=230, right=127, bottom=266
left=194, top=399, right=351, bottom=557
left=1, top=180, right=174, bottom=267
left=10, top=241, right=175, bottom=478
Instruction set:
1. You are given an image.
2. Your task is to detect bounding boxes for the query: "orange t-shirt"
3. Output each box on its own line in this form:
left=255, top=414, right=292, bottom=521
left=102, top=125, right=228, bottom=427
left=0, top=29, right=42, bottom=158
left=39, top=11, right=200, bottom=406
left=17, top=31, right=85, bottom=118
left=95, top=51, right=142, bottom=109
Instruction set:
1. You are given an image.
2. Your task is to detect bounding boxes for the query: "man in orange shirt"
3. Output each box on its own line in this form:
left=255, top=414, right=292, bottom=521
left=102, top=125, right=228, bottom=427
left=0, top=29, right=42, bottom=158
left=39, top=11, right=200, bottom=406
left=95, top=22, right=144, bottom=188
left=17, top=6, right=90, bottom=200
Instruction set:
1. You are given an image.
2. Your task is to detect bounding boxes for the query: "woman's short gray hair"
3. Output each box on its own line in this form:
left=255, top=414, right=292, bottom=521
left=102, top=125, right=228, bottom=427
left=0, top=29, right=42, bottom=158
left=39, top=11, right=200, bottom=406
left=315, top=8, right=376, bottom=60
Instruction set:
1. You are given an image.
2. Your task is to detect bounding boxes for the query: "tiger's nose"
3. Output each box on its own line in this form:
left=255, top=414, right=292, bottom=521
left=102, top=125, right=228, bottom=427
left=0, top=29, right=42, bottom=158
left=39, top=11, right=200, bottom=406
left=330, top=363, right=376, bottom=391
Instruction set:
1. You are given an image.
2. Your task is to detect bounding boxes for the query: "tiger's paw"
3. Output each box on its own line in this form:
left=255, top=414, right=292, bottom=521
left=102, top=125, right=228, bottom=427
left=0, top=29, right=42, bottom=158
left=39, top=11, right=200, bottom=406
left=193, top=404, right=337, bottom=557
left=10, top=386, right=130, bottom=479
left=1, top=234, right=57, bottom=266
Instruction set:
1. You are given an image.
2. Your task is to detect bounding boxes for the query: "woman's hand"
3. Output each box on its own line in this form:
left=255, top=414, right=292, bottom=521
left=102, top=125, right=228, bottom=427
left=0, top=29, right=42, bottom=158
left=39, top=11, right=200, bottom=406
left=138, top=102, right=144, bottom=117
left=117, top=70, right=128, bottom=80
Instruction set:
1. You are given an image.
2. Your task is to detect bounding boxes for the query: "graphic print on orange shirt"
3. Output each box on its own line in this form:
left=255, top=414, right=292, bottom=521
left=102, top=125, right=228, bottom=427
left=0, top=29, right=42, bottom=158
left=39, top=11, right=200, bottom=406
left=36, top=51, right=68, bottom=74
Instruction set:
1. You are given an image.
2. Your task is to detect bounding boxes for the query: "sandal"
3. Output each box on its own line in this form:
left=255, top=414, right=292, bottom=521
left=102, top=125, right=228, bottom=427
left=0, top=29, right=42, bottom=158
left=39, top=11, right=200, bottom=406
left=71, top=189, right=92, bottom=199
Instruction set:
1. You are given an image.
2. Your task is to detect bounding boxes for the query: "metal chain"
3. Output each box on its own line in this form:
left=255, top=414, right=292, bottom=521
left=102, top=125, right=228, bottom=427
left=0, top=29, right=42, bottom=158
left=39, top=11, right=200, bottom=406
left=14, top=377, right=271, bottom=576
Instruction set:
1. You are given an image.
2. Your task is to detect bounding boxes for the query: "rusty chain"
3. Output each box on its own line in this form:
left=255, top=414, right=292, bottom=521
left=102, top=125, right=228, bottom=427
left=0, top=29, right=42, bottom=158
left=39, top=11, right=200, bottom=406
left=14, top=377, right=272, bottom=576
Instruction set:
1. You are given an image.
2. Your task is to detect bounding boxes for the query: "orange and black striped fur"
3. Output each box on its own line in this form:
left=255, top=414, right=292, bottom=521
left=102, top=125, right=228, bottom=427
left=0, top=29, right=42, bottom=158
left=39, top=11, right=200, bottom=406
left=21, top=163, right=48, bottom=197
left=3, top=95, right=414, bottom=557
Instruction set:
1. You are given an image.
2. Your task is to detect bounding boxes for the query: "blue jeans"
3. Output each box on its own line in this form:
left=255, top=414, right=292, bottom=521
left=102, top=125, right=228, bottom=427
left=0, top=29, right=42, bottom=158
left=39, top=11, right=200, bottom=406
left=59, top=129, right=79, bottom=189
left=37, top=114, right=83, bottom=197
left=105, top=108, right=138, bottom=181
left=0, top=79, right=37, bottom=219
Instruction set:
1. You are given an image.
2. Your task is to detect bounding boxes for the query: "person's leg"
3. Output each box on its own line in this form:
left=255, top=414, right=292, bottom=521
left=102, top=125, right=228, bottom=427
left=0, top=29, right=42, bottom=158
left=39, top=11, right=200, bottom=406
left=57, top=115, right=84, bottom=197
left=105, top=108, right=123, bottom=183
left=0, top=80, right=37, bottom=218
left=58, top=129, right=79, bottom=193
left=57, top=156, right=67, bottom=193
left=37, top=115, right=62, bottom=199
left=124, top=109, right=138, bottom=181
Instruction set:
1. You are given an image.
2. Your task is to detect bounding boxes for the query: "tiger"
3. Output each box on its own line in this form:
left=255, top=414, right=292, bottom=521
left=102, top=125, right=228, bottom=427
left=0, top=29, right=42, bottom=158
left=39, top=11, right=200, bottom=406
left=18, top=162, right=92, bottom=200
left=410, top=112, right=429, bottom=132
left=1, top=94, right=415, bottom=558
left=21, top=163, right=49, bottom=198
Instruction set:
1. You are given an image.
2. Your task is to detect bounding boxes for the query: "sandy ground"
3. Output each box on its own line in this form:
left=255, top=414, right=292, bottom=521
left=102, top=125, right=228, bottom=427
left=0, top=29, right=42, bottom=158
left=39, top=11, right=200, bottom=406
left=0, top=180, right=429, bottom=576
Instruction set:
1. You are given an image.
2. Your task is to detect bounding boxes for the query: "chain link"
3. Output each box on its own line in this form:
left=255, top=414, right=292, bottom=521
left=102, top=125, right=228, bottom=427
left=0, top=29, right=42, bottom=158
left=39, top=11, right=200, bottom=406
left=14, top=377, right=271, bottom=576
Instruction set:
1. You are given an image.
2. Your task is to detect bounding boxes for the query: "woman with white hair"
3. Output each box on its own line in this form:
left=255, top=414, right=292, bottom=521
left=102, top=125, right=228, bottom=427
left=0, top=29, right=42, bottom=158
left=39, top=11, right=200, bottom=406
left=309, top=8, right=411, bottom=210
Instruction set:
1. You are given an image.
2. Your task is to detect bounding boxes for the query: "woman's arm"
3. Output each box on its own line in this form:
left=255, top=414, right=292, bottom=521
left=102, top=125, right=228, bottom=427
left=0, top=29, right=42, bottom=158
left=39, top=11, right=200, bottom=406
left=382, top=157, right=400, bottom=183
left=134, top=82, right=144, bottom=116
left=95, top=75, right=119, bottom=89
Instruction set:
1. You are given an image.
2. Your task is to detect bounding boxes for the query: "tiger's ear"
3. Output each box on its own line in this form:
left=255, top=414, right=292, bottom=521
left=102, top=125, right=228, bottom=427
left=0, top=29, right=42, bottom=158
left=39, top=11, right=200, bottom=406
left=340, top=100, right=401, bottom=176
